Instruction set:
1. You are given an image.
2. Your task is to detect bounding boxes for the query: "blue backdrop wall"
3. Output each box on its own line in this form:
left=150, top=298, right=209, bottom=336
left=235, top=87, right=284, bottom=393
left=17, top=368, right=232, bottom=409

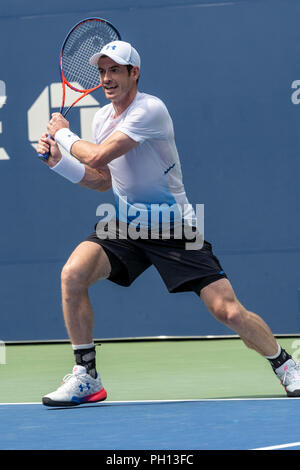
left=1, top=0, right=300, bottom=341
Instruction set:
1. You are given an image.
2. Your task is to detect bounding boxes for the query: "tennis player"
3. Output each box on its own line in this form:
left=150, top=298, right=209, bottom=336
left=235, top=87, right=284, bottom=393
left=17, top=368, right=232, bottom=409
left=37, top=40, right=300, bottom=406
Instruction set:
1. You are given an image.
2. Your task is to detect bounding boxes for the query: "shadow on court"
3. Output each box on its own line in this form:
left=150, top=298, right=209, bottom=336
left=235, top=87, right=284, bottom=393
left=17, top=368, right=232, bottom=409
left=46, top=400, right=199, bottom=411
left=45, top=393, right=289, bottom=411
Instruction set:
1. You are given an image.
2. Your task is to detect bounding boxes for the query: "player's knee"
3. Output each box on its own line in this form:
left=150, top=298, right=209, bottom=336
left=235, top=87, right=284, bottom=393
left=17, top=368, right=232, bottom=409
left=61, top=263, right=88, bottom=291
left=211, top=300, right=244, bottom=328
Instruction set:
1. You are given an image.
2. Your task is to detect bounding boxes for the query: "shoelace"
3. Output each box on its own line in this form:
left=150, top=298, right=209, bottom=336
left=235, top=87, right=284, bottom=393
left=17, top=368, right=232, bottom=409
left=60, top=373, right=87, bottom=389
left=62, top=373, right=75, bottom=384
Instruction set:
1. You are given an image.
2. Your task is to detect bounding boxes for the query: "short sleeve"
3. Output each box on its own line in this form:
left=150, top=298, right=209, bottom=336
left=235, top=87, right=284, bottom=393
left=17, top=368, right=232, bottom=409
left=116, top=97, right=173, bottom=143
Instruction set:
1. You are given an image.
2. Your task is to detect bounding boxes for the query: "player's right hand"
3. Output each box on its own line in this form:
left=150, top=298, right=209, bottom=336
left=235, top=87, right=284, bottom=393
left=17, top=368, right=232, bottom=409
left=36, top=133, right=62, bottom=168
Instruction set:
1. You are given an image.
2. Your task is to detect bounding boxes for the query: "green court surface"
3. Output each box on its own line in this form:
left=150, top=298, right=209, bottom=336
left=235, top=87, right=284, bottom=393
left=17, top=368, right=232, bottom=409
left=0, top=338, right=298, bottom=403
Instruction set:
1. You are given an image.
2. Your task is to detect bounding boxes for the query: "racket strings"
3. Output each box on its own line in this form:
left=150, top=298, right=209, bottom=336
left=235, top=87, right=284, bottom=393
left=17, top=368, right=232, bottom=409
left=61, top=19, right=120, bottom=90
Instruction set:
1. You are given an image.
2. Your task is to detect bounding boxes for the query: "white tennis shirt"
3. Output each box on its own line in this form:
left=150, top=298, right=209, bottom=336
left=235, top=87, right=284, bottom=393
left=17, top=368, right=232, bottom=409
left=92, top=91, right=196, bottom=228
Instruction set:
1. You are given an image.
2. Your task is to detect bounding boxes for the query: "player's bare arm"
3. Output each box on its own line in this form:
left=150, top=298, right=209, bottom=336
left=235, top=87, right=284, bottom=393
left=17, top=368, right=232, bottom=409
left=71, top=131, right=138, bottom=168
left=36, top=133, right=112, bottom=192
left=78, top=165, right=112, bottom=192
left=47, top=112, right=138, bottom=169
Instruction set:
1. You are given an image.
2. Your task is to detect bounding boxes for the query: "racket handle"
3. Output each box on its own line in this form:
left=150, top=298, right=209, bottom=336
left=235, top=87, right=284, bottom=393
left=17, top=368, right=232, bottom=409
left=37, top=151, right=50, bottom=161
left=37, top=134, right=53, bottom=161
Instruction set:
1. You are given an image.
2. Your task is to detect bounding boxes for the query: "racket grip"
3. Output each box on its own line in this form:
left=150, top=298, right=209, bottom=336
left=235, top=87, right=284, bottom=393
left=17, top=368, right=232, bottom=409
left=37, top=134, right=53, bottom=161
left=37, top=151, right=50, bottom=161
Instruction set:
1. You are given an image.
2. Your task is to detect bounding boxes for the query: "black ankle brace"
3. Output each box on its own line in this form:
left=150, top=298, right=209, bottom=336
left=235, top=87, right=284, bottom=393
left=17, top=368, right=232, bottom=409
left=268, top=348, right=292, bottom=371
left=74, top=346, right=97, bottom=379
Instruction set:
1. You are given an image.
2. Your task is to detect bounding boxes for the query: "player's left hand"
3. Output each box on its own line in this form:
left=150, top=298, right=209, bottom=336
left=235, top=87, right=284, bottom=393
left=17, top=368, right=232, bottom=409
left=47, top=113, right=69, bottom=138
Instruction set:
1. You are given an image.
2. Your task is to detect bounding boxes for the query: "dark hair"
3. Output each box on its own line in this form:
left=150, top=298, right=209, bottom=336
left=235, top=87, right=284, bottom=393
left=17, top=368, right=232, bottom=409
left=98, top=57, right=139, bottom=84
left=126, top=64, right=139, bottom=85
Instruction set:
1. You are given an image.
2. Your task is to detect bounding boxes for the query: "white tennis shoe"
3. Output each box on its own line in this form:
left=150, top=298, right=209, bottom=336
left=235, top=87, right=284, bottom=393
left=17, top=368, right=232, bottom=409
left=42, top=365, right=107, bottom=406
left=275, top=359, right=300, bottom=397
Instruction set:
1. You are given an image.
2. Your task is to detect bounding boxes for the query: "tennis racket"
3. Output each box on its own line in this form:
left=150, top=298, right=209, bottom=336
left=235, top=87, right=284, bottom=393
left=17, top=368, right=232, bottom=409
left=38, top=17, right=121, bottom=160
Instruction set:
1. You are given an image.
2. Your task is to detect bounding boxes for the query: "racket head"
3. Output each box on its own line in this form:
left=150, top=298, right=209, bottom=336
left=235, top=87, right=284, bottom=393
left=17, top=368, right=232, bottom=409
left=38, top=18, right=120, bottom=160
left=59, top=17, right=121, bottom=112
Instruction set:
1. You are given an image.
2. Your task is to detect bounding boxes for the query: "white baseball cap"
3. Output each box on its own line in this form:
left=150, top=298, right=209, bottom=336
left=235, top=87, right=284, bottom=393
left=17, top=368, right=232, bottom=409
left=89, top=40, right=141, bottom=68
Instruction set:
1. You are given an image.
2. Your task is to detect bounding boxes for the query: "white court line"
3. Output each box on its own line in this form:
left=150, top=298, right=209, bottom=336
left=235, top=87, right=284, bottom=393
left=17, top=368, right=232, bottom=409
left=252, top=442, right=300, bottom=450
left=0, top=397, right=300, bottom=406
left=0, top=402, right=41, bottom=405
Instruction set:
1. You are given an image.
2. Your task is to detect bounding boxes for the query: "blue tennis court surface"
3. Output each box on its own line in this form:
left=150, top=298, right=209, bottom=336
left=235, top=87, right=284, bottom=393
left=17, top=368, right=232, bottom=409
left=1, top=398, right=300, bottom=450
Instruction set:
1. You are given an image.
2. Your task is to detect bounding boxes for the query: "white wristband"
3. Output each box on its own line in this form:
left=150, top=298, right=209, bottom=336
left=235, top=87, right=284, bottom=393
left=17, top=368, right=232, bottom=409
left=55, top=128, right=81, bottom=154
left=50, top=153, right=85, bottom=183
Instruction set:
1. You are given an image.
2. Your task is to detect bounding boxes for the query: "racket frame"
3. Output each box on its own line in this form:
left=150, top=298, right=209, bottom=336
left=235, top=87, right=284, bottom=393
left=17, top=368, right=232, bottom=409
left=38, top=17, right=121, bottom=160
left=59, top=17, right=121, bottom=117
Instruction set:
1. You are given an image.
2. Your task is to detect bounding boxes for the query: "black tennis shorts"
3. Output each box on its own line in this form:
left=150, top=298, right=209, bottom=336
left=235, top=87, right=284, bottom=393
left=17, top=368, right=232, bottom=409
left=84, top=221, right=227, bottom=295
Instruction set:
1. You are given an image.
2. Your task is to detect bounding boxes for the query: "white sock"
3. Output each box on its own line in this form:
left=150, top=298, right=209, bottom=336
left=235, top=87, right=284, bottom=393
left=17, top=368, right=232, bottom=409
left=264, top=343, right=281, bottom=360
left=72, top=342, right=95, bottom=350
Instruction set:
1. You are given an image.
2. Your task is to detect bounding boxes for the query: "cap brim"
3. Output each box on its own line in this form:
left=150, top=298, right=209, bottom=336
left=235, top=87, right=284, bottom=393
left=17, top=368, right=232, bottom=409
left=89, top=51, right=129, bottom=67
